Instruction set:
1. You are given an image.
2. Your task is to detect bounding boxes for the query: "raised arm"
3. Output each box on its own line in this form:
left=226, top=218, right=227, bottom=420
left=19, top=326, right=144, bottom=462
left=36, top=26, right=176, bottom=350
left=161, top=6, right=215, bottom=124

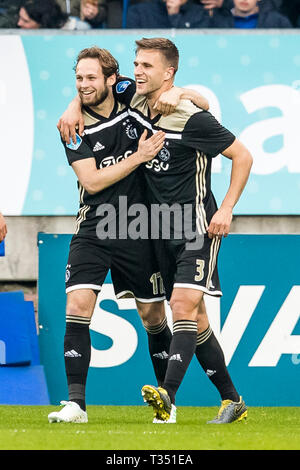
left=207, top=139, right=253, bottom=239
left=57, top=95, right=83, bottom=145
left=71, top=130, right=165, bottom=194
left=58, top=85, right=209, bottom=143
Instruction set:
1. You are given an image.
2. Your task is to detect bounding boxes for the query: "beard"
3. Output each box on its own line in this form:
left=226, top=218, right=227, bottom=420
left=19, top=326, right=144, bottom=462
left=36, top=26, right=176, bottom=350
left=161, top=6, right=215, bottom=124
left=80, top=85, right=109, bottom=107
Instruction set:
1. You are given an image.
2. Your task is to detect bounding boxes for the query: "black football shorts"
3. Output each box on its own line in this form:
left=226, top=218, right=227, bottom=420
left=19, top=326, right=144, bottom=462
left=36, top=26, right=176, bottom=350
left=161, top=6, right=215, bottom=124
left=153, top=234, right=222, bottom=301
left=65, top=234, right=166, bottom=303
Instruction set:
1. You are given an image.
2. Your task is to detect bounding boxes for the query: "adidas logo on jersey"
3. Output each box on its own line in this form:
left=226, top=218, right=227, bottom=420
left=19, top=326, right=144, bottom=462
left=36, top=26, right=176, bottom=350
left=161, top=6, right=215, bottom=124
left=169, top=353, right=183, bottom=362
left=93, top=141, right=105, bottom=152
left=64, top=349, right=82, bottom=358
left=153, top=351, right=169, bottom=360
left=206, top=369, right=216, bottom=377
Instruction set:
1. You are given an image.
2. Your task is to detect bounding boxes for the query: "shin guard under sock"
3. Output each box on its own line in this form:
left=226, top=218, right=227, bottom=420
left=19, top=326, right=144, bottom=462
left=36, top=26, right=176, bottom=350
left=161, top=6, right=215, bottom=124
left=163, top=320, right=198, bottom=404
left=144, top=316, right=172, bottom=386
left=195, top=326, right=239, bottom=402
left=64, top=315, right=91, bottom=411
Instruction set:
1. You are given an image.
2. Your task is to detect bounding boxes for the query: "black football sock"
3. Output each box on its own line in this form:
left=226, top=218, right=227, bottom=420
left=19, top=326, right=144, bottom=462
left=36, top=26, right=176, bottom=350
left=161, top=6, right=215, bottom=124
left=163, top=320, right=198, bottom=405
left=64, top=315, right=91, bottom=412
left=144, top=316, right=172, bottom=386
left=195, top=326, right=240, bottom=402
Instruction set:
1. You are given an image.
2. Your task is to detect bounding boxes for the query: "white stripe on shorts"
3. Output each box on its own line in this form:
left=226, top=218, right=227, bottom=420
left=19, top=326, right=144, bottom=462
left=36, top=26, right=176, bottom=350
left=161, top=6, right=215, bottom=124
left=66, top=284, right=102, bottom=293
left=173, top=283, right=222, bottom=296
left=116, top=290, right=166, bottom=303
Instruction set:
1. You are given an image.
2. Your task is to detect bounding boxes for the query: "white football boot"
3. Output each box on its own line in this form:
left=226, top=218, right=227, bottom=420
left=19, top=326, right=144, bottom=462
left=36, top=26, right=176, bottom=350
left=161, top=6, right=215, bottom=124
left=48, top=401, right=88, bottom=423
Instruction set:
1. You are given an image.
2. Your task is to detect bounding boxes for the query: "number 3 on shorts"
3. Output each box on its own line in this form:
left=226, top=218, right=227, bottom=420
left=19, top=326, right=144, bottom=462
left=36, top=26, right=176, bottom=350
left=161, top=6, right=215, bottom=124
left=195, top=259, right=205, bottom=282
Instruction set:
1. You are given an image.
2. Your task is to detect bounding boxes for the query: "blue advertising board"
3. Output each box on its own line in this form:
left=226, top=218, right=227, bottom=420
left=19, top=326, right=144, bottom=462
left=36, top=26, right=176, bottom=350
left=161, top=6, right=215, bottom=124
left=0, top=32, right=300, bottom=215
left=38, top=233, right=300, bottom=406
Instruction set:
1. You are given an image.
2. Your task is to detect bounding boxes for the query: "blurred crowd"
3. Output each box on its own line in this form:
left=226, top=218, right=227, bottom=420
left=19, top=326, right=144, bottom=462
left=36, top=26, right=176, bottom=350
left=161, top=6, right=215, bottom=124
left=0, top=0, right=299, bottom=30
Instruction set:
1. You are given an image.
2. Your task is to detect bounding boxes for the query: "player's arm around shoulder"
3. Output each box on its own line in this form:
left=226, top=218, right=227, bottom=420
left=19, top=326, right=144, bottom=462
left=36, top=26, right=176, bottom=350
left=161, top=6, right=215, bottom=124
left=57, top=95, right=84, bottom=145
left=154, top=86, right=209, bottom=116
left=178, top=88, right=209, bottom=111
left=71, top=130, right=165, bottom=194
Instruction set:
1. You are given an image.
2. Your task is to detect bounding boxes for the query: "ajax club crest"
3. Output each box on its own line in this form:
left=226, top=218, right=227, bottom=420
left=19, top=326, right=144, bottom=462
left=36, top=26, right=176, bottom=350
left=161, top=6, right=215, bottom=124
left=158, top=146, right=171, bottom=162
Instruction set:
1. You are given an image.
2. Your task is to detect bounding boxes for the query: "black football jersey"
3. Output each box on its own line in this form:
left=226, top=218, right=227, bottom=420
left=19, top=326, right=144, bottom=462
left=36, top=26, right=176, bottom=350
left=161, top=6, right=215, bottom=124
left=62, top=79, right=146, bottom=234
left=125, top=94, right=236, bottom=236
left=64, top=104, right=143, bottom=207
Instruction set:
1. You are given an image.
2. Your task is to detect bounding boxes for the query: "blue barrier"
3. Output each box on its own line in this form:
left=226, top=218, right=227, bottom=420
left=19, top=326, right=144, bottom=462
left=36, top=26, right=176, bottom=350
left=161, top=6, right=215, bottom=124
left=0, top=241, right=4, bottom=256
left=38, top=233, right=300, bottom=407
left=0, top=366, right=50, bottom=405
left=0, top=291, right=49, bottom=404
left=0, top=291, right=40, bottom=365
left=0, top=292, right=31, bottom=365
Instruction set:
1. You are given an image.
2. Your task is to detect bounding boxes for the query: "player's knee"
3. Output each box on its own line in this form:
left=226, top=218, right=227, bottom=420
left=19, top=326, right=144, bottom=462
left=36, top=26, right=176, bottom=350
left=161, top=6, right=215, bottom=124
left=138, top=302, right=165, bottom=327
left=169, top=296, right=197, bottom=321
left=142, top=315, right=165, bottom=329
left=66, top=290, right=96, bottom=319
left=66, top=300, right=90, bottom=318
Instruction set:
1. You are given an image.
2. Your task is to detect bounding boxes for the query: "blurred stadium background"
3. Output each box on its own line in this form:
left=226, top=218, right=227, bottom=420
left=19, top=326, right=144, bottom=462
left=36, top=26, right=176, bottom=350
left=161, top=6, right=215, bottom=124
left=0, top=25, right=300, bottom=412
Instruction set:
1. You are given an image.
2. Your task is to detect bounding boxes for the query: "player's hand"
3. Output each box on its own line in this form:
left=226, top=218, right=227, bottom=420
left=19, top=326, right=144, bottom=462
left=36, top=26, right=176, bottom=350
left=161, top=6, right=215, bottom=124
left=136, top=130, right=165, bottom=163
left=0, top=213, right=7, bottom=242
left=154, top=86, right=182, bottom=116
left=57, top=102, right=84, bottom=145
left=207, top=206, right=232, bottom=239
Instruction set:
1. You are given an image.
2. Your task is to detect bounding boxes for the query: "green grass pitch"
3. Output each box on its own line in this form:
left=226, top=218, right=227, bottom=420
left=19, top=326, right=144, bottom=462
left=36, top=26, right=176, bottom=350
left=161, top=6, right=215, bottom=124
left=0, top=405, right=299, bottom=450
